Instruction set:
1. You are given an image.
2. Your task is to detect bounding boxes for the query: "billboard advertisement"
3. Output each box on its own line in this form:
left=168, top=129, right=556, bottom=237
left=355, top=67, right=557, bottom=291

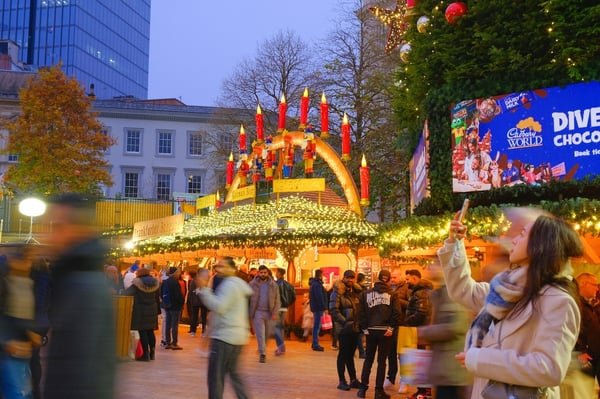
left=451, top=81, right=600, bottom=192
left=410, top=120, right=430, bottom=209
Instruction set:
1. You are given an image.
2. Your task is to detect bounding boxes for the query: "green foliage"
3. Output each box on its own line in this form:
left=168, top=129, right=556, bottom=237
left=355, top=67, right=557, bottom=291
left=0, top=65, right=115, bottom=196
left=392, top=0, right=600, bottom=214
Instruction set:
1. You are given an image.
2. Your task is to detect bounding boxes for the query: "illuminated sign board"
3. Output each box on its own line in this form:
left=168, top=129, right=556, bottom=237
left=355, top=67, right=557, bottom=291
left=451, top=81, right=600, bottom=192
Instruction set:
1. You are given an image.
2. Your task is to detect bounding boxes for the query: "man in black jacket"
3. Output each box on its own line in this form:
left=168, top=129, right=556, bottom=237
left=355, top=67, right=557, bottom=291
left=356, top=270, right=403, bottom=399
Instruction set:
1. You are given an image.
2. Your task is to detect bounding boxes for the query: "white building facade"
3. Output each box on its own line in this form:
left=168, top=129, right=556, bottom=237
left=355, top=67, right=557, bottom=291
left=94, top=98, right=247, bottom=200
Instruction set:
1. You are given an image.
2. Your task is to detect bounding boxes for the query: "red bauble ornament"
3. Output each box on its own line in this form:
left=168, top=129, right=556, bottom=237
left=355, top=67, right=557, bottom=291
left=445, top=2, right=467, bottom=25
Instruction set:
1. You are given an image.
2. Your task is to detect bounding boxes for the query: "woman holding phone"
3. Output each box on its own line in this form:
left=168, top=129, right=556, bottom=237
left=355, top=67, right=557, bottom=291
left=437, top=211, right=582, bottom=399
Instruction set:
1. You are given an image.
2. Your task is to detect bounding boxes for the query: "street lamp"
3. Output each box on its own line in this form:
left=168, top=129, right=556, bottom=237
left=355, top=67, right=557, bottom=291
left=19, top=197, right=46, bottom=243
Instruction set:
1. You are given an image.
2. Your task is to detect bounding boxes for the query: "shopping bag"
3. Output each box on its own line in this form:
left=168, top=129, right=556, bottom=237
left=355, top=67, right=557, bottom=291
left=399, top=348, right=432, bottom=386
left=135, top=339, right=144, bottom=359
left=320, top=314, right=333, bottom=330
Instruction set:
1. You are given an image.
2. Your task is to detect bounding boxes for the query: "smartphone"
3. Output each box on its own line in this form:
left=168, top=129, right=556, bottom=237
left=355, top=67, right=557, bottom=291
left=458, top=198, right=470, bottom=222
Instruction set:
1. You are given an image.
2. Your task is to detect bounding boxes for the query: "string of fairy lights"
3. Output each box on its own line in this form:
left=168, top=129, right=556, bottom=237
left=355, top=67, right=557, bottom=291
left=112, top=197, right=600, bottom=261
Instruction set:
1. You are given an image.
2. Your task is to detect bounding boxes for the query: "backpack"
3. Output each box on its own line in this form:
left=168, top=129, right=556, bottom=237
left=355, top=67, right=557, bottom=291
left=279, top=280, right=296, bottom=308
left=160, top=281, right=172, bottom=309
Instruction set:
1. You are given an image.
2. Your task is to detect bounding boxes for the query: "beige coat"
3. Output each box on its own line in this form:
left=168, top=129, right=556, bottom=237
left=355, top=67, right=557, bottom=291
left=438, top=239, right=580, bottom=399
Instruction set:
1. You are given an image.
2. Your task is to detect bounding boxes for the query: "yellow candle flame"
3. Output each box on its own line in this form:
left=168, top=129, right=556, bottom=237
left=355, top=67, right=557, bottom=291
left=240, top=124, right=245, bottom=134
left=303, top=87, right=309, bottom=97
left=321, top=92, right=327, bottom=103
left=229, top=152, right=234, bottom=161
left=343, top=112, right=349, bottom=124
left=257, top=104, right=262, bottom=114
left=280, top=93, right=286, bottom=103
left=361, top=154, right=367, bottom=167
left=216, top=191, right=220, bottom=200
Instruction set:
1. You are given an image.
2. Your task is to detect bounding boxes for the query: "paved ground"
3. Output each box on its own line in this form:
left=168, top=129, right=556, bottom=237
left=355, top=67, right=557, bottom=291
left=116, top=324, right=419, bottom=399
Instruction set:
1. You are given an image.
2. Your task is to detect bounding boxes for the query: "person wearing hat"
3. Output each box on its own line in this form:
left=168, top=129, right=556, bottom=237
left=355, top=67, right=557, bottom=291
left=356, top=270, right=403, bottom=399
left=160, top=266, right=185, bottom=350
left=123, top=260, right=140, bottom=289
left=196, top=256, right=253, bottom=399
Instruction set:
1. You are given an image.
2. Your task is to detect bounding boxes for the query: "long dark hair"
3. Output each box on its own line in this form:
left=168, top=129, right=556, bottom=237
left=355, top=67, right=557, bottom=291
left=514, top=215, right=583, bottom=315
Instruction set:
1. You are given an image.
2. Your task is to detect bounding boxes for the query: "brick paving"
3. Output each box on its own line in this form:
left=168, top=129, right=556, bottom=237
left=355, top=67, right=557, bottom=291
left=115, top=324, right=418, bottom=399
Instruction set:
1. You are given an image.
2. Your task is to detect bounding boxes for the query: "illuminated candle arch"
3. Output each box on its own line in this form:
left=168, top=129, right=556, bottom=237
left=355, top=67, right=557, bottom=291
left=225, top=130, right=362, bottom=217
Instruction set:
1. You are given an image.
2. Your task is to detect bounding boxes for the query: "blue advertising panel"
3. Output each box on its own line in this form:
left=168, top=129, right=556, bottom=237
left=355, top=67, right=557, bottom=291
left=410, top=120, right=430, bottom=209
left=451, top=81, right=600, bottom=192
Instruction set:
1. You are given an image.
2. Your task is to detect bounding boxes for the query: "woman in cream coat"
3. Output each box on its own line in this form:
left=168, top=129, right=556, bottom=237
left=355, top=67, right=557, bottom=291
left=438, top=214, right=582, bottom=399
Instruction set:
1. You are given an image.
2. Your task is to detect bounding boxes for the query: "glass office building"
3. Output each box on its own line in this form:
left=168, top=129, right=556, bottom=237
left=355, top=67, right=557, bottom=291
left=0, top=0, right=150, bottom=99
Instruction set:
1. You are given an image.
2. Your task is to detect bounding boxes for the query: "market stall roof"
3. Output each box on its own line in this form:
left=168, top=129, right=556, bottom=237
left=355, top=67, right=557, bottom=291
left=129, top=194, right=378, bottom=257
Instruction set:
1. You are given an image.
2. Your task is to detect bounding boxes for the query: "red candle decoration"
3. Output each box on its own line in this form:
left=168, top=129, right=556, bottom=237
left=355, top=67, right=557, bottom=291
left=341, top=112, right=351, bottom=161
left=320, top=92, right=329, bottom=139
left=299, top=87, right=309, bottom=130
left=226, top=152, right=234, bottom=188
left=239, top=124, right=247, bottom=153
left=278, top=93, right=287, bottom=133
left=256, top=104, right=264, bottom=141
left=215, top=191, right=221, bottom=209
left=360, top=154, right=370, bottom=206
left=406, top=0, right=417, bottom=16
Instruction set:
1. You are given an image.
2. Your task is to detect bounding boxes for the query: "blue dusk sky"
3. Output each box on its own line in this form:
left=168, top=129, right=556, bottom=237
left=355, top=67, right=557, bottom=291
left=148, top=1, right=340, bottom=106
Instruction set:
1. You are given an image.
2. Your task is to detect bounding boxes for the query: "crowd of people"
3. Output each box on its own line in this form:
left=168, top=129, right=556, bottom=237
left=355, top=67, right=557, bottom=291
left=2, top=203, right=599, bottom=399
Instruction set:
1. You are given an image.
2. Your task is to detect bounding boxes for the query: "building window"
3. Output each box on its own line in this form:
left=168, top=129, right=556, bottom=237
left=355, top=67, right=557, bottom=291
left=7, top=154, right=18, bottom=163
left=157, top=130, right=173, bottom=155
left=188, top=132, right=203, bottom=156
left=124, top=172, right=139, bottom=198
left=220, top=133, right=234, bottom=153
left=100, top=127, right=111, bottom=152
left=187, top=175, right=202, bottom=193
left=215, top=172, right=226, bottom=188
left=156, top=173, right=171, bottom=200
left=125, top=129, right=142, bottom=153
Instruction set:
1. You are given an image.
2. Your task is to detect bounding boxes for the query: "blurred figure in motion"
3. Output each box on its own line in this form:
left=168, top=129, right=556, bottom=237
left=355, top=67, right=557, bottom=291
left=43, top=194, right=116, bottom=399
left=196, top=256, right=253, bottom=399
left=417, top=262, right=470, bottom=399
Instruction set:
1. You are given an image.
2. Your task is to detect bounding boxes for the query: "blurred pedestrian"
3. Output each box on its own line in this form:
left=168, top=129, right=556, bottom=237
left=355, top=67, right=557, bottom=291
left=573, top=272, right=600, bottom=398
left=438, top=213, right=583, bottom=399
left=383, top=269, right=409, bottom=391
left=196, top=256, right=253, bottom=399
left=417, top=262, right=470, bottom=399
left=404, top=269, right=433, bottom=399
left=300, top=292, right=313, bottom=341
left=43, top=193, right=116, bottom=399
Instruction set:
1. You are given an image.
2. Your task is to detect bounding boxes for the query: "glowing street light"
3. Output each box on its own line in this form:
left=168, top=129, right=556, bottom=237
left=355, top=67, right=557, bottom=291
left=19, top=197, right=46, bottom=243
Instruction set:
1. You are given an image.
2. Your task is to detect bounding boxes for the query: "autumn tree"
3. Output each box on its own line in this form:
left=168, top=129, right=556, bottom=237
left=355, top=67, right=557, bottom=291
left=1, top=65, right=115, bottom=196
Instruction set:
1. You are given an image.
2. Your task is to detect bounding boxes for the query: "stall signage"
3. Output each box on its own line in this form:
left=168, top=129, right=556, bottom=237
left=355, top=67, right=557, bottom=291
left=196, top=194, right=216, bottom=210
left=231, top=185, right=256, bottom=202
left=245, top=247, right=278, bottom=259
left=273, top=178, right=325, bottom=193
left=132, top=214, right=184, bottom=242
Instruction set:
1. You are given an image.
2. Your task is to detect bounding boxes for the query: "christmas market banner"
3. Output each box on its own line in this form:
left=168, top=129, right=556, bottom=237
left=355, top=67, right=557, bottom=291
left=410, top=120, right=430, bottom=210
left=451, top=81, right=600, bottom=193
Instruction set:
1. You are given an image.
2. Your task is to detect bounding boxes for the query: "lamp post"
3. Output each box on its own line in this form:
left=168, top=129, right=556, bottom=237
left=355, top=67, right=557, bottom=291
left=19, top=197, right=46, bottom=243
